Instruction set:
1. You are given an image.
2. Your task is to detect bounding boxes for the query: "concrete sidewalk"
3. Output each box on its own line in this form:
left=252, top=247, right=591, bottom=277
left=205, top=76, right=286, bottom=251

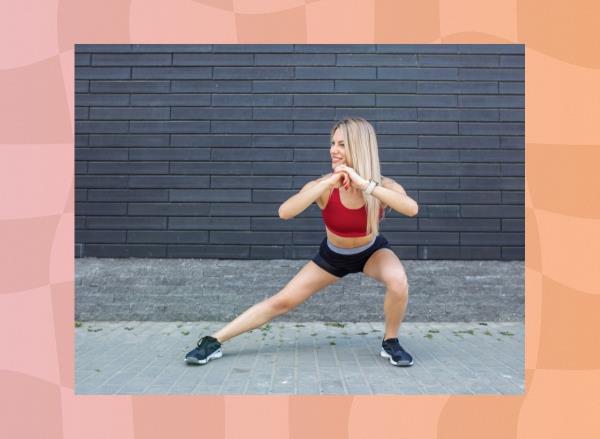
left=76, top=320, right=524, bottom=395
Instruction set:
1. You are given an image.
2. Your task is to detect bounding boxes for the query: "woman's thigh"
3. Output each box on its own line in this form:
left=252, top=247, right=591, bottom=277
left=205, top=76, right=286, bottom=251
left=362, top=248, right=407, bottom=287
left=267, top=260, right=340, bottom=311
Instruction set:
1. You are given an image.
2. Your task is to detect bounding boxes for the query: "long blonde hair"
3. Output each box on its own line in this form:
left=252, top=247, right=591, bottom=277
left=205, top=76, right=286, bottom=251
left=330, top=117, right=385, bottom=235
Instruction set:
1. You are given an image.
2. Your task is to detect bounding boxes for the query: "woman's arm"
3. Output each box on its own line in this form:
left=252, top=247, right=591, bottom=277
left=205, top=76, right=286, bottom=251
left=373, top=176, right=419, bottom=217
left=278, top=173, right=343, bottom=220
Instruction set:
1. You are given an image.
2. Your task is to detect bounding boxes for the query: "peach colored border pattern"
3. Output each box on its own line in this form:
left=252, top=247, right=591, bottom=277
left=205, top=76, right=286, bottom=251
left=1, top=0, right=599, bottom=437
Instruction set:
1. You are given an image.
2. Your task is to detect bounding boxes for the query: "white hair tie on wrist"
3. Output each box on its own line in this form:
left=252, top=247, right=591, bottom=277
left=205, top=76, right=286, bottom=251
left=364, top=180, right=377, bottom=195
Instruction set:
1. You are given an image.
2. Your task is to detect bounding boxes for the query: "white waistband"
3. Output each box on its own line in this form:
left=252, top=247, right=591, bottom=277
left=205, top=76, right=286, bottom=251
left=326, top=235, right=377, bottom=254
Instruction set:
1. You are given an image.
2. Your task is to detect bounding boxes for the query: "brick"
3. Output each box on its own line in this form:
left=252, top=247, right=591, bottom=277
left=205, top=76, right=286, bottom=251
left=129, top=176, right=210, bottom=188
left=129, top=121, right=210, bottom=133
left=169, top=189, right=251, bottom=202
left=499, top=109, right=524, bottom=121
left=76, top=94, right=130, bottom=106
left=377, top=44, right=458, bottom=53
left=76, top=202, right=127, bottom=215
left=87, top=189, right=168, bottom=202
left=460, top=177, right=522, bottom=191
left=90, top=81, right=170, bottom=93
left=76, top=67, right=131, bottom=79
left=75, top=80, right=89, bottom=92
left=211, top=120, right=292, bottom=134
left=131, top=94, right=210, bottom=106
left=419, top=54, right=499, bottom=67
left=169, top=217, right=250, bottom=230
left=502, top=219, right=524, bottom=232
left=500, top=55, right=524, bottom=67
left=76, top=121, right=129, bottom=133
left=90, top=134, right=170, bottom=147
left=378, top=67, right=458, bottom=80
left=499, top=82, right=524, bottom=94
left=171, top=162, right=252, bottom=174
left=337, top=54, right=416, bottom=66
left=255, top=53, right=335, bottom=65
left=419, top=218, right=500, bottom=231
left=76, top=230, right=126, bottom=243
left=75, top=107, right=89, bottom=120
left=212, top=176, right=292, bottom=189
left=296, top=67, right=376, bottom=79
left=213, top=94, right=293, bottom=106
left=214, top=44, right=294, bottom=53
left=76, top=175, right=129, bottom=188
left=334, top=80, right=416, bottom=93
left=89, top=107, right=170, bottom=120
left=127, top=230, right=208, bottom=244
left=459, top=95, right=524, bottom=108
left=418, top=191, right=501, bottom=204
left=459, top=150, right=524, bottom=162
left=92, top=54, right=171, bottom=66
left=86, top=217, right=167, bottom=229
left=294, top=94, right=375, bottom=106
left=417, top=81, right=497, bottom=94
left=459, top=68, right=524, bottom=81
left=419, top=163, right=500, bottom=176
left=419, top=135, right=499, bottom=149
left=253, top=80, right=333, bottom=93
left=84, top=244, right=167, bottom=258
left=132, top=67, right=211, bottom=79
left=377, top=121, right=457, bottom=135
left=461, top=205, right=523, bottom=218
left=128, top=203, right=209, bottom=216
left=129, top=148, right=210, bottom=161
left=88, top=162, right=169, bottom=174
left=461, top=232, right=523, bottom=246
left=417, top=109, right=498, bottom=121
left=171, top=107, right=252, bottom=120
left=457, top=44, right=524, bottom=54
left=214, top=67, right=293, bottom=79
left=459, top=122, right=524, bottom=135
left=377, top=94, right=457, bottom=107
left=210, top=231, right=291, bottom=245
left=172, top=80, right=251, bottom=92
left=256, top=108, right=335, bottom=121
left=75, top=147, right=128, bottom=161
left=173, top=53, right=253, bottom=65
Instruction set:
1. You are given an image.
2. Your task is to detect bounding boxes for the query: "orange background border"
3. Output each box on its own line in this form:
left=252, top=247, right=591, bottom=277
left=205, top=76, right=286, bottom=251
left=1, top=1, right=599, bottom=437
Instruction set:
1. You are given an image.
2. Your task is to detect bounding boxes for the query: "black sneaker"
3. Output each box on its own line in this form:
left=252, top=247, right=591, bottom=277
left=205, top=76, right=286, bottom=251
left=184, top=335, right=222, bottom=365
left=380, top=337, right=413, bottom=366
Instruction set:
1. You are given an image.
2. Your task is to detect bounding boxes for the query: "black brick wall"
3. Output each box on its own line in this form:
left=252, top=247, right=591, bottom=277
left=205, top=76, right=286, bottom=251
left=75, top=44, right=524, bottom=260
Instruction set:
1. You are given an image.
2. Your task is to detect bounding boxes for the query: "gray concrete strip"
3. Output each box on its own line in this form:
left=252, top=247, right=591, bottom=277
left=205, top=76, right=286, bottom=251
left=75, top=321, right=524, bottom=395
left=76, top=259, right=523, bottom=321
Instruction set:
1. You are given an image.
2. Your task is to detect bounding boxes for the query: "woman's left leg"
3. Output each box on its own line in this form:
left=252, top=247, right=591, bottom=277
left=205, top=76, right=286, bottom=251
left=362, top=248, right=409, bottom=340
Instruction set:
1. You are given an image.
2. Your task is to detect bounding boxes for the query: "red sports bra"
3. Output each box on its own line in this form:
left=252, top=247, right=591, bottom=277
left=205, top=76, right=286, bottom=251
left=321, top=187, right=384, bottom=237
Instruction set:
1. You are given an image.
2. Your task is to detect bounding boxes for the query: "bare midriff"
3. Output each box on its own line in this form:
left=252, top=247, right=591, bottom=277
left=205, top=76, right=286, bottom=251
left=321, top=182, right=377, bottom=249
left=325, top=226, right=376, bottom=248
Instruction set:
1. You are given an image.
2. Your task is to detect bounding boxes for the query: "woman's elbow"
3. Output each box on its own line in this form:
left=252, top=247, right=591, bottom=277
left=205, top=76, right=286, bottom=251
left=408, top=201, right=419, bottom=217
left=278, top=206, right=291, bottom=220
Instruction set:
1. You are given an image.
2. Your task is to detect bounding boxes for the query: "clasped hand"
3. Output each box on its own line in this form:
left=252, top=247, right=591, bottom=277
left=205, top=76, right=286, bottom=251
left=332, top=164, right=369, bottom=192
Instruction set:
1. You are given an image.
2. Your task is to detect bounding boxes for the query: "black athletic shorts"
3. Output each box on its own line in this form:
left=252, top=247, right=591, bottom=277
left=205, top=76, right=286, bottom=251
left=311, top=233, right=393, bottom=278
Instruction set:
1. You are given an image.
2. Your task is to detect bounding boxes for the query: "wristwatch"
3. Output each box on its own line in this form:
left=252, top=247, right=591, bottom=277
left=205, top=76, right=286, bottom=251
left=364, top=180, right=377, bottom=195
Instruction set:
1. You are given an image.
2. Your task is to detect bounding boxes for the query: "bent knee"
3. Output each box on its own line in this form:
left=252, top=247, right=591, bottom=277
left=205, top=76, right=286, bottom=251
left=265, top=295, right=295, bottom=315
left=386, top=273, right=409, bottom=299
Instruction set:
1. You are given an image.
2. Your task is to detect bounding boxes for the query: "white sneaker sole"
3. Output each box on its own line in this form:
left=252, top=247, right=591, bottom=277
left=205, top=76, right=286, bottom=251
left=185, top=348, right=223, bottom=365
left=380, top=348, right=414, bottom=367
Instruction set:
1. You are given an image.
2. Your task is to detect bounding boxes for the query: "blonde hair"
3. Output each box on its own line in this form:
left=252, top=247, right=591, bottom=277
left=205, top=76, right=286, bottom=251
left=330, top=117, right=386, bottom=235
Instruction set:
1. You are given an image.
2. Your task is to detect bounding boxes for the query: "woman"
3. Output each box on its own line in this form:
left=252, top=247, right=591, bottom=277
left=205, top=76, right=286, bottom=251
left=185, top=117, right=418, bottom=367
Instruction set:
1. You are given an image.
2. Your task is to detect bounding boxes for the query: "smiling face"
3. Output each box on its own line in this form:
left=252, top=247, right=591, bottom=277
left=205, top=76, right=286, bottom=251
left=330, top=128, right=351, bottom=168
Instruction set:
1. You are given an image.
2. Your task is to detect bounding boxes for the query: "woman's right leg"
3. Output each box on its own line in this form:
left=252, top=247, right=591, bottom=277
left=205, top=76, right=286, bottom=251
left=211, top=261, right=340, bottom=343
